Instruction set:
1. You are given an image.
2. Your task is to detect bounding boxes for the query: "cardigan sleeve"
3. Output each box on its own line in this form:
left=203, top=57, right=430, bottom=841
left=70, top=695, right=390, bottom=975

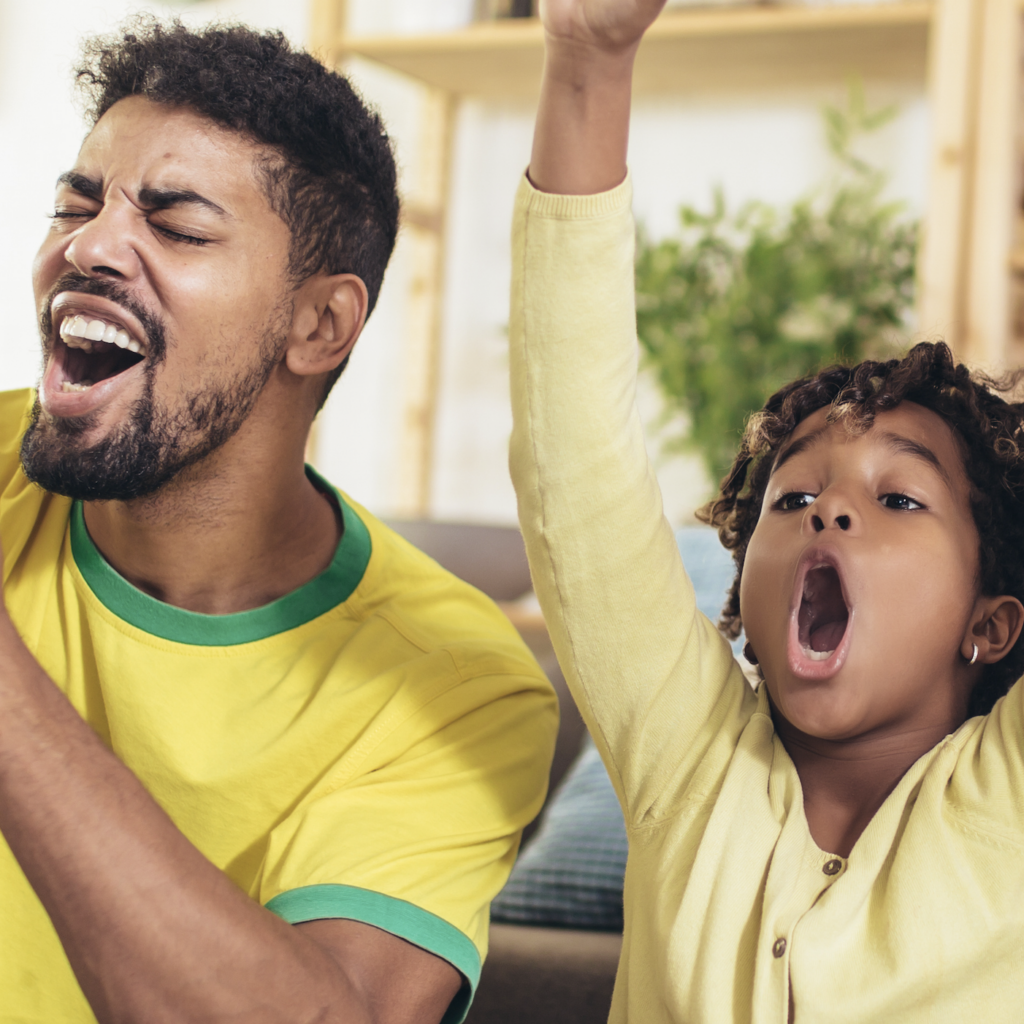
left=508, top=174, right=757, bottom=825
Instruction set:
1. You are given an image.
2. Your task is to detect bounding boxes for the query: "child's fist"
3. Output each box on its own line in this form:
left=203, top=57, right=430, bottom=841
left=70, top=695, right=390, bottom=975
left=538, top=0, right=668, bottom=54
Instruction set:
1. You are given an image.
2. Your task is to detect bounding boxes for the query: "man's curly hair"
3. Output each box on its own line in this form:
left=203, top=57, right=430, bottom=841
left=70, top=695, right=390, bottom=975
left=699, top=341, right=1024, bottom=717
left=74, top=17, right=400, bottom=404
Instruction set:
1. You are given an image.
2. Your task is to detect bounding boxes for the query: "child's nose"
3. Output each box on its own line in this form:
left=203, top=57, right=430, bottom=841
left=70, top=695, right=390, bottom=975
left=811, top=513, right=851, bottom=532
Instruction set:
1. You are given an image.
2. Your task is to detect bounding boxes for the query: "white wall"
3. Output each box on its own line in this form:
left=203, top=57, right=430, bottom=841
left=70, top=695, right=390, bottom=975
left=0, top=0, right=930, bottom=526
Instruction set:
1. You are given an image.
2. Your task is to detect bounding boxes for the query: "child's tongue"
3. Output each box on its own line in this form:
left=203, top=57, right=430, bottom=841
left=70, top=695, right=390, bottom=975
left=809, top=620, right=845, bottom=653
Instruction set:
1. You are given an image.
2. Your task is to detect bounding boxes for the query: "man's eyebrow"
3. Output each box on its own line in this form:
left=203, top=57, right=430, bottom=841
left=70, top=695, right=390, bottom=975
left=136, top=187, right=228, bottom=218
left=55, top=175, right=229, bottom=219
left=772, top=428, right=827, bottom=475
left=878, top=431, right=951, bottom=483
left=56, top=171, right=102, bottom=200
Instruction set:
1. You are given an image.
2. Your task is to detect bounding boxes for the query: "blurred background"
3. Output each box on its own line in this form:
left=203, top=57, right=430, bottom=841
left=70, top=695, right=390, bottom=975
left=0, top=0, right=1017, bottom=526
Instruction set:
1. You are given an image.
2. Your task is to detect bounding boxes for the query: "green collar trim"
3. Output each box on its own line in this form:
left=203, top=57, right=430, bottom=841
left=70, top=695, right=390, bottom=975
left=70, top=466, right=371, bottom=647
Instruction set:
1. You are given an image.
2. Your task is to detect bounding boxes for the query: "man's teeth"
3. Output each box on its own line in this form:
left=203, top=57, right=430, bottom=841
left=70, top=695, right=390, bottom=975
left=59, top=315, right=142, bottom=354
left=61, top=380, right=95, bottom=393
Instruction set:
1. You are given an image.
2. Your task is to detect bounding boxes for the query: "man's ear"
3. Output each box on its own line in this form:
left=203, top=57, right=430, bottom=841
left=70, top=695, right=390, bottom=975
left=964, top=594, right=1024, bottom=665
left=285, top=273, right=369, bottom=378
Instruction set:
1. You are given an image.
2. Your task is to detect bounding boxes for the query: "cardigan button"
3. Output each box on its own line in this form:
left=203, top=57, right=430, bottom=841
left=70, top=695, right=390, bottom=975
left=823, top=858, right=843, bottom=876
left=772, top=938, right=787, bottom=958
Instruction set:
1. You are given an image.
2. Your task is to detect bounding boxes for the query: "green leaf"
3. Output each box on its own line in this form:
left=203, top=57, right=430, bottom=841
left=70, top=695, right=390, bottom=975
left=635, top=83, right=917, bottom=488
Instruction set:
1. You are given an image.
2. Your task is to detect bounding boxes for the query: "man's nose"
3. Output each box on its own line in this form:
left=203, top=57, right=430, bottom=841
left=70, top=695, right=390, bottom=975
left=63, top=208, right=139, bottom=280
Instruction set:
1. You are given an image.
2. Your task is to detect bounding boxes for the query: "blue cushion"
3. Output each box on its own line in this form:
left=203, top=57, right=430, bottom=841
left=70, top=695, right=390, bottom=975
left=491, top=526, right=738, bottom=931
left=491, top=736, right=627, bottom=930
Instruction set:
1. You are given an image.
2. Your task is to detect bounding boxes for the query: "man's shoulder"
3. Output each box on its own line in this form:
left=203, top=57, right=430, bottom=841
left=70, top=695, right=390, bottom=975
left=0, top=389, right=46, bottom=514
left=0, top=389, right=35, bottom=475
left=341, top=497, right=544, bottom=681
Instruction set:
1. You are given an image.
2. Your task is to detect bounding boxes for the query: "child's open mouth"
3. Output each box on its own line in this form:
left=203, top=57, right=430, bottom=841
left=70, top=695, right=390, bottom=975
left=788, top=554, right=852, bottom=678
left=798, top=565, right=849, bottom=660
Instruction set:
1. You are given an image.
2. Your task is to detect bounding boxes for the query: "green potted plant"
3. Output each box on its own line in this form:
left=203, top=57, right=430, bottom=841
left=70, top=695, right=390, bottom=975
left=635, top=85, right=918, bottom=488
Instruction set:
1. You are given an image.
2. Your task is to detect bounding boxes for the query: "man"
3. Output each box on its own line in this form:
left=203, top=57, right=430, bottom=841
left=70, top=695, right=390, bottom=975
left=0, top=18, right=556, bottom=1024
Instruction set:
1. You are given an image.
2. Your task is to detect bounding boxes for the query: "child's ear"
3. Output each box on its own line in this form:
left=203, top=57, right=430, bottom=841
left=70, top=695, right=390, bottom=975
left=964, top=595, right=1024, bottom=665
left=285, top=273, right=369, bottom=378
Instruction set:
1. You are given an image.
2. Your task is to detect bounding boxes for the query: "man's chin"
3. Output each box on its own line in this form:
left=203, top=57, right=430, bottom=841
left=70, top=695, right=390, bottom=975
left=23, top=332, right=280, bottom=502
left=19, top=407, right=170, bottom=503
left=32, top=405, right=99, bottom=445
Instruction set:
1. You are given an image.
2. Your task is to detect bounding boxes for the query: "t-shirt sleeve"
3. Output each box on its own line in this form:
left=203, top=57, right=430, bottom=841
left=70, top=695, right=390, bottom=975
left=508, top=174, right=756, bottom=825
left=0, top=389, right=34, bottom=486
left=256, top=657, right=558, bottom=1024
left=0, top=389, right=73, bottom=593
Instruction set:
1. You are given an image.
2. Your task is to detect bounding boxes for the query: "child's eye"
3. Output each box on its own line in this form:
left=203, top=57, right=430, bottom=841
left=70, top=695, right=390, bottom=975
left=880, top=493, right=923, bottom=511
left=775, top=492, right=815, bottom=511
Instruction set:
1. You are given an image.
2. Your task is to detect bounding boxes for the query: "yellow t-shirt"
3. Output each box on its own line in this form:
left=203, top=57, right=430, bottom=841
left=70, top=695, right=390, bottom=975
left=509, top=174, right=1024, bottom=1023
left=0, top=389, right=557, bottom=1024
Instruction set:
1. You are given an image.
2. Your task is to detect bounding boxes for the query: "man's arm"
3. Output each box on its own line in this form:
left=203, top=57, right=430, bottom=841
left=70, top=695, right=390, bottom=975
left=529, top=0, right=667, bottom=196
left=0, top=612, right=460, bottom=1024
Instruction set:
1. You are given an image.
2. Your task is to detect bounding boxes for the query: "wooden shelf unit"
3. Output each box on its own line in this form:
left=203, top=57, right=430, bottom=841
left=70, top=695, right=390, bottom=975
left=333, top=3, right=932, bottom=96
left=310, top=0, right=1024, bottom=512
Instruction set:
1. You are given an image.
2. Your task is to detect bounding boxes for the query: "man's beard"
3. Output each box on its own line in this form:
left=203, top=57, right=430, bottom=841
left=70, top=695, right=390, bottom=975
left=21, top=274, right=285, bottom=502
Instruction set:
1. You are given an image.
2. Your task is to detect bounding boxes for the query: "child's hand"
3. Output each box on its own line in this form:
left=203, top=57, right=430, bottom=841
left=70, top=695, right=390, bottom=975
left=539, top=0, right=668, bottom=56
left=530, top=0, right=666, bottom=195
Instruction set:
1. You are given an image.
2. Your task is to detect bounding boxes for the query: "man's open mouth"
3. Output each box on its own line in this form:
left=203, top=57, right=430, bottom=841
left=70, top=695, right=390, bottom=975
left=56, top=314, right=146, bottom=392
left=796, top=562, right=850, bottom=662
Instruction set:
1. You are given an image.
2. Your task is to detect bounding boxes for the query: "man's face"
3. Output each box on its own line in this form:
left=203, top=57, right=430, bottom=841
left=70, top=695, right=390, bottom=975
left=25, top=95, right=296, bottom=501
left=740, top=402, right=982, bottom=742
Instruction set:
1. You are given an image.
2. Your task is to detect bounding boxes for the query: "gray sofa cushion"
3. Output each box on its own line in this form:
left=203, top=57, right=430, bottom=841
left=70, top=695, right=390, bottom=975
left=464, top=924, right=622, bottom=1024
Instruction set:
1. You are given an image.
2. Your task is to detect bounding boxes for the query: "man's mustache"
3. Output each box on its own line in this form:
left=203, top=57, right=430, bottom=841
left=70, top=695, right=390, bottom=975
left=39, top=274, right=166, bottom=362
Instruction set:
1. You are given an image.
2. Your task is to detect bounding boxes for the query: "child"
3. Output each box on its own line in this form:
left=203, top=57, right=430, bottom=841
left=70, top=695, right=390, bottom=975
left=508, top=1, right=1024, bottom=1020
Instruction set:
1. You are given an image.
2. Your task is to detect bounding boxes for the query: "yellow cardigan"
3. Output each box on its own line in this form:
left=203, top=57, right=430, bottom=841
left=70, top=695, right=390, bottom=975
left=508, top=173, right=1024, bottom=1024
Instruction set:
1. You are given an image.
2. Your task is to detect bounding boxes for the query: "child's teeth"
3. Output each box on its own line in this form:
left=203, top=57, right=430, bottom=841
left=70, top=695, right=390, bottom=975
left=805, top=648, right=833, bottom=662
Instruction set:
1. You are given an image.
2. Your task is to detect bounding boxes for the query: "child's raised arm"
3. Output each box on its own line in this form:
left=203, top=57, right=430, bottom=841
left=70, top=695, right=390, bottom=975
left=510, top=0, right=755, bottom=825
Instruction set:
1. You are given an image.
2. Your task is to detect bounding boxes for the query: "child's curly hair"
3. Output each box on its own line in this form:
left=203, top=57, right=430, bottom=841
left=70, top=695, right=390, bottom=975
left=699, top=341, right=1024, bottom=716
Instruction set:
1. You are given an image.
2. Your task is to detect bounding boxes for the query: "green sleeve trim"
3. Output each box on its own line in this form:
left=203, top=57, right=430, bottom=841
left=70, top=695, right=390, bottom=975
left=70, top=466, right=372, bottom=646
left=265, top=884, right=481, bottom=1024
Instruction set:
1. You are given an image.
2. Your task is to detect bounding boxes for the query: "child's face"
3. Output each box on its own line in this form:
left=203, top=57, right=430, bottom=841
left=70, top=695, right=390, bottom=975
left=740, top=401, right=981, bottom=741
